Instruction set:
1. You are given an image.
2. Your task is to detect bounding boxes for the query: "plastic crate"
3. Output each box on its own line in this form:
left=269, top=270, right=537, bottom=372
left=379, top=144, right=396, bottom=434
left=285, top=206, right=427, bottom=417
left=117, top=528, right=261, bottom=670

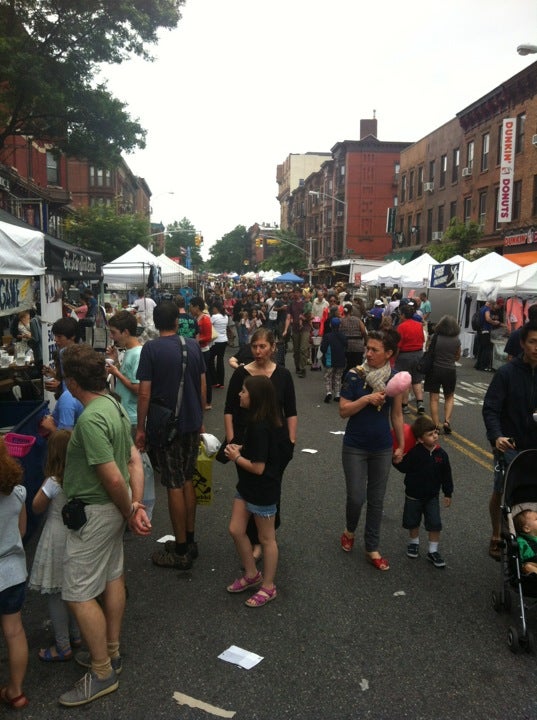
left=4, top=432, right=36, bottom=458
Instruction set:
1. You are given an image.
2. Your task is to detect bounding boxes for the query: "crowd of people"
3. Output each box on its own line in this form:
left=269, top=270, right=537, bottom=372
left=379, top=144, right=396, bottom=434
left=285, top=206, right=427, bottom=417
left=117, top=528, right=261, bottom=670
left=2, top=276, right=536, bottom=709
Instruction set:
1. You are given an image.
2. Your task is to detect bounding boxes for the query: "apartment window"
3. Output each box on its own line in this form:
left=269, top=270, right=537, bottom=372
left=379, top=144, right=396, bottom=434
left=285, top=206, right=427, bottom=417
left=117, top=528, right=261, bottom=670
left=409, top=170, right=414, bottom=201
left=393, top=195, right=398, bottom=207
left=438, top=205, right=445, bottom=232
left=515, top=113, right=526, bottom=154
left=439, top=155, right=447, bottom=188
left=407, top=215, right=413, bottom=240
left=46, top=151, right=59, bottom=185
left=533, top=175, right=537, bottom=216
left=417, top=166, right=423, bottom=196
left=463, top=197, right=472, bottom=225
left=513, top=180, right=522, bottom=220
left=401, top=174, right=407, bottom=203
left=428, top=160, right=435, bottom=183
left=416, top=212, right=421, bottom=238
left=89, top=197, right=112, bottom=208
left=450, top=200, right=457, bottom=220
left=496, top=124, right=503, bottom=165
left=451, top=148, right=460, bottom=183
left=466, top=141, right=474, bottom=171
left=427, top=209, right=433, bottom=243
left=89, top=167, right=112, bottom=188
left=340, top=165, right=345, bottom=176
left=478, top=190, right=487, bottom=227
left=394, top=162, right=400, bottom=182
left=481, top=133, right=490, bottom=172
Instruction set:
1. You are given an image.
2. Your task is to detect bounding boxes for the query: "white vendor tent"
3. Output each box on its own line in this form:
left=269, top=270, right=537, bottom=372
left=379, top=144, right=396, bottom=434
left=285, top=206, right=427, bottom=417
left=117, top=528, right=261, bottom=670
left=399, top=253, right=437, bottom=288
left=486, top=261, right=537, bottom=295
left=443, top=254, right=475, bottom=286
left=0, top=220, right=46, bottom=276
left=156, top=254, right=193, bottom=281
left=466, top=252, right=519, bottom=287
left=103, top=244, right=161, bottom=289
left=361, top=260, right=404, bottom=286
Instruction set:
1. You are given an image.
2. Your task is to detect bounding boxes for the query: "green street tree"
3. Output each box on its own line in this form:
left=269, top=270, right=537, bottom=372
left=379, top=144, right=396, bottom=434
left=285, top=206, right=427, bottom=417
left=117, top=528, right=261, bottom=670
left=166, top=218, right=203, bottom=271
left=428, top=218, right=485, bottom=263
left=0, top=0, right=184, bottom=165
left=64, top=206, right=150, bottom=262
left=205, top=225, right=249, bottom=274
left=259, top=229, right=308, bottom=274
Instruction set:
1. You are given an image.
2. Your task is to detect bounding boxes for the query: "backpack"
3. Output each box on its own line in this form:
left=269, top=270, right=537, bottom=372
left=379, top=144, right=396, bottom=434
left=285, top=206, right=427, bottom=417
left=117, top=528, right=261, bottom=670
left=391, top=306, right=401, bottom=327
left=471, top=309, right=482, bottom=331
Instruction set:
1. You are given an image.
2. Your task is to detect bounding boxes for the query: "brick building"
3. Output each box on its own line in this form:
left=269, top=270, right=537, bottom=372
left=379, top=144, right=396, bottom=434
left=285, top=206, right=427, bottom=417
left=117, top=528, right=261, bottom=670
left=398, top=60, right=537, bottom=265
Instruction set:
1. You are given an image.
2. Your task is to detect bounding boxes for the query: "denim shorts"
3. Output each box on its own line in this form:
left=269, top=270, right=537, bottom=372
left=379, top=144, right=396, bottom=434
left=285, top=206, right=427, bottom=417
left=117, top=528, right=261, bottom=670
left=0, top=581, right=26, bottom=614
left=403, top=495, right=442, bottom=532
left=235, top=492, right=277, bottom=518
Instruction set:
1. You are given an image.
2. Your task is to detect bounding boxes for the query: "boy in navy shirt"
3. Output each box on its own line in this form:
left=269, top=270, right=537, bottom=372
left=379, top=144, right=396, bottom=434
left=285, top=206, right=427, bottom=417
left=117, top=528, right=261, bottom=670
left=393, top=416, right=453, bottom=567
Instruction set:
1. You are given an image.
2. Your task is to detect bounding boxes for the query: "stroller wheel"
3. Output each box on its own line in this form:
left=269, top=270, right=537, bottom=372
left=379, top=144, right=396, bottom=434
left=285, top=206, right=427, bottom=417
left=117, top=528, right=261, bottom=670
left=491, top=589, right=511, bottom=612
left=508, top=625, right=521, bottom=653
left=491, top=591, right=502, bottom=612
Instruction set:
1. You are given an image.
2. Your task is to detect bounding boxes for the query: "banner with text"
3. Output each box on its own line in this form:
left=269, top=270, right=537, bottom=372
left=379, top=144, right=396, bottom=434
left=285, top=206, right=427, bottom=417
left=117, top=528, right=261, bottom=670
left=0, top=276, right=34, bottom=317
left=497, top=117, right=516, bottom=224
left=430, top=263, right=460, bottom=289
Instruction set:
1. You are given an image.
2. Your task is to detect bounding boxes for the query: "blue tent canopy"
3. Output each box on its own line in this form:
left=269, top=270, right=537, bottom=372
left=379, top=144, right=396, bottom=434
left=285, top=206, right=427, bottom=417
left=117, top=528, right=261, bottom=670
left=272, top=272, right=304, bottom=283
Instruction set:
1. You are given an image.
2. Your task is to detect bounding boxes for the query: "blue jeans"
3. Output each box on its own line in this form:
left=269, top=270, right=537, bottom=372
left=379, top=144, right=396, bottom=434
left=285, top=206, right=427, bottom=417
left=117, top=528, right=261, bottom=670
left=342, top=445, right=393, bottom=552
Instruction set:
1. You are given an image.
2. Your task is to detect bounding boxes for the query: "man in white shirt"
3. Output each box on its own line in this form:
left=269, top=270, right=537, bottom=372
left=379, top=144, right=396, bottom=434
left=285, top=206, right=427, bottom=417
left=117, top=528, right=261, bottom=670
left=132, top=290, right=157, bottom=326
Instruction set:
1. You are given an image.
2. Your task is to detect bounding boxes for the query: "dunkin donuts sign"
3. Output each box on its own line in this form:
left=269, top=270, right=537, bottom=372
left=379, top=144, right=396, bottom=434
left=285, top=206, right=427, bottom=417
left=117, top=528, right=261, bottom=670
left=497, top=118, right=515, bottom=224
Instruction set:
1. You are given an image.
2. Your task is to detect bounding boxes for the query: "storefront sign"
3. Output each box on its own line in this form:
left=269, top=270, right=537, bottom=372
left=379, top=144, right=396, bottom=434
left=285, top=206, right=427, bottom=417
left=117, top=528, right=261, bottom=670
left=503, top=228, right=536, bottom=248
left=497, top=117, right=516, bottom=224
left=0, top=276, right=33, bottom=316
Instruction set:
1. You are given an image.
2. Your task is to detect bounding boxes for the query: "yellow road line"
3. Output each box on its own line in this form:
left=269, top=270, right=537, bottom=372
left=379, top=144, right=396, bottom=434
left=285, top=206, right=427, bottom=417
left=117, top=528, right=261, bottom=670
left=442, top=435, right=492, bottom=471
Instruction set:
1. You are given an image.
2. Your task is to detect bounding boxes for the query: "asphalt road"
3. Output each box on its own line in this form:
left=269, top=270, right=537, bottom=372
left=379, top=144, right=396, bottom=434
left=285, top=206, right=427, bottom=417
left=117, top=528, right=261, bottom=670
left=13, top=348, right=537, bottom=720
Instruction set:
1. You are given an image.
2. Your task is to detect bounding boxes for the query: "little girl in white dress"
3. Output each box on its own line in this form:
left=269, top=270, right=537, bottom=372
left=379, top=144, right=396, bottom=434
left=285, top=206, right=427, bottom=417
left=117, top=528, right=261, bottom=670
left=28, top=430, right=81, bottom=662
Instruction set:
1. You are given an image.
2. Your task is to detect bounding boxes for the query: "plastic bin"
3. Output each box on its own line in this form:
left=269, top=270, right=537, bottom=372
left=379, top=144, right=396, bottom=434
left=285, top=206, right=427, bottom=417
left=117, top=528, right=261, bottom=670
left=0, top=400, right=49, bottom=541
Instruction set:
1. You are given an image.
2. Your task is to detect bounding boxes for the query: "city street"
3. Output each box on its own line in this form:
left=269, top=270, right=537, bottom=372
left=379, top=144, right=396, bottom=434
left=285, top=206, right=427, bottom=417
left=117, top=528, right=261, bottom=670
left=15, top=349, right=537, bottom=720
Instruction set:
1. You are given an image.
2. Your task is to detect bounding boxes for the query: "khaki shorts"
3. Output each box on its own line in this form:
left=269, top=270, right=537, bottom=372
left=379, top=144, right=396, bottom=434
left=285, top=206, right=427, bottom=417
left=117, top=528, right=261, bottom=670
left=62, top=502, right=126, bottom=603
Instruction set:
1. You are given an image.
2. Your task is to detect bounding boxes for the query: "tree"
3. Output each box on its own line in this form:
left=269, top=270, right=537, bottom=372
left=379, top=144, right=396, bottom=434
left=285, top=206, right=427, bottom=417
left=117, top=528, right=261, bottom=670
left=428, top=218, right=484, bottom=263
left=166, top=218, right=203, bottom=271
left=258, top=229, right=308, bottom=274
left=205, top=225, right=249, bottom=274
left=64, top=206, right=151, bottom=262
left=0, top=1, right=184, bottom=165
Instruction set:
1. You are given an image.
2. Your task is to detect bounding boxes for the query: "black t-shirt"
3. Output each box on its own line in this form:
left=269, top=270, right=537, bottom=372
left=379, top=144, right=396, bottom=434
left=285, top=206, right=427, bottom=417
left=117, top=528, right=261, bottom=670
left=236, top=420, right=284, bottom=505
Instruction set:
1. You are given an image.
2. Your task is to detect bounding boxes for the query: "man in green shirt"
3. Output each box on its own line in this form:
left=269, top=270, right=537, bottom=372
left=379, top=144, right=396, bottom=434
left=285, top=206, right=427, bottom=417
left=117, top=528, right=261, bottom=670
left=59, top=344, right=150, bottom=707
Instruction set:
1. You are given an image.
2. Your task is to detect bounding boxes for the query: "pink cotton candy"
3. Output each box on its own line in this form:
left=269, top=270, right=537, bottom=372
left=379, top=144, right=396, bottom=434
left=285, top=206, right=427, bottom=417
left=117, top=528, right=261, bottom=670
left=385, top=371, right=411, bottom=397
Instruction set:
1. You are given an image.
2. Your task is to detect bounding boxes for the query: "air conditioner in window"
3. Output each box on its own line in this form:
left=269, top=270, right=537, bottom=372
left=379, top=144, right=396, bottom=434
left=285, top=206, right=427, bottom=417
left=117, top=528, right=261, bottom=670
left=432, top=231, right=443, bottom=241
left=336, top=211, right=343, bottom=217
left=424, top=182, right=434, bottom=192
left=462, top=167, right=471, bottom=177
left=532, top=134, right=537, bottom=146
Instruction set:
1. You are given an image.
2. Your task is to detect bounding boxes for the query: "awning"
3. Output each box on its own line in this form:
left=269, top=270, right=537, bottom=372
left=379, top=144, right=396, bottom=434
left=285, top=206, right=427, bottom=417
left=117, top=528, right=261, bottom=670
left=504, top=251, right=537, bottom=267
left=384, top=248, right=421, bottom=264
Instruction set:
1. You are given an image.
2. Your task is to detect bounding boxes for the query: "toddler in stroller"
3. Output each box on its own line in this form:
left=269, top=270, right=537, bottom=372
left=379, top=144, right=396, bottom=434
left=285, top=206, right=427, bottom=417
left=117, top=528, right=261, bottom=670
left=492, top=449, right=537, bottom=653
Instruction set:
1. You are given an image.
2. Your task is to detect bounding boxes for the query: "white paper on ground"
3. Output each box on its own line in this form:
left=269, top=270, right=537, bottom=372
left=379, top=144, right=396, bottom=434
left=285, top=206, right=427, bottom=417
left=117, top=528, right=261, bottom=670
left=393, top=590, right=406, bottom=597
left=301, top=448, right=318, bottom=454
left=218, top=645, right=263, bottom=669
left=173, top=692, right=236, bottom=718
left=329, top=431, right=345, bottom=435
left=157, top=534, right=175, bottom=544
left=360, top=678, right=369, bottom=692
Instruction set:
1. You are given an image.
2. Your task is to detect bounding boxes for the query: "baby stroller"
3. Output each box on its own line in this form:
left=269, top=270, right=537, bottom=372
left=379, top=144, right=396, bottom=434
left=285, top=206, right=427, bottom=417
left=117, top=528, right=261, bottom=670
left=491, top=449, right=537, bottom=653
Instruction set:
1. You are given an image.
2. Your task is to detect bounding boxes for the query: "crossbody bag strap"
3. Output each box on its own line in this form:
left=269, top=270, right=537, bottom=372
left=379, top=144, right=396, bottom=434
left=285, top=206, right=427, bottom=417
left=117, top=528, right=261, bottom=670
left=174, top=335, right=188, bottom=418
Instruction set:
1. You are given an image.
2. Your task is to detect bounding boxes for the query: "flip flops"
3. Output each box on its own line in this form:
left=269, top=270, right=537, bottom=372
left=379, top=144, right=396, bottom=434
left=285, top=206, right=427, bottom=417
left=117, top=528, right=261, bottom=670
left=0, top=686, right=29, bottom=709
left=38, top=645, right=73, bottom=662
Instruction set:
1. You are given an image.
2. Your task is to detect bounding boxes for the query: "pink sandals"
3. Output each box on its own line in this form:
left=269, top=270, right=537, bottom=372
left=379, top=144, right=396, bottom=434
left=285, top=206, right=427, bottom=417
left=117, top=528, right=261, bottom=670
left=226, top=571, right=262, bottom=593
left=245, top=585, right=277, bottom=607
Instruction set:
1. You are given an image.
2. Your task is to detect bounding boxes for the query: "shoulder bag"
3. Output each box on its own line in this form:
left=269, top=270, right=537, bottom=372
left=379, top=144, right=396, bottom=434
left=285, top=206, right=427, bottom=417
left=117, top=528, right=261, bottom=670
left=416, top=332, right=438, bottom=375
left=145, top=336, right=187, bottom=448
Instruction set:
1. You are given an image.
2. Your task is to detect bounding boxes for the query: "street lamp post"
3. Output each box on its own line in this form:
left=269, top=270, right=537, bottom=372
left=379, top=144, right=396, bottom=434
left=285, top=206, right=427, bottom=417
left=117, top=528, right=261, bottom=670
left=517, top=44, right=537, bottom=55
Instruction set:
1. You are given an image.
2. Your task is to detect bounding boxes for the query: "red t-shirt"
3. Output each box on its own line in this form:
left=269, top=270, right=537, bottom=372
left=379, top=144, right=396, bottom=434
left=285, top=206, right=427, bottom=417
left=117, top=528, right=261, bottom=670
left=397, top=319, right=424, bottom=352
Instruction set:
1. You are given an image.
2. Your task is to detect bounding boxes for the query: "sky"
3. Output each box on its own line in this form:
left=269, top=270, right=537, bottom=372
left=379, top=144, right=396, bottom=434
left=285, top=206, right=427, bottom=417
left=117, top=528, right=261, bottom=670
left=101, top=0, right=537, bottom=260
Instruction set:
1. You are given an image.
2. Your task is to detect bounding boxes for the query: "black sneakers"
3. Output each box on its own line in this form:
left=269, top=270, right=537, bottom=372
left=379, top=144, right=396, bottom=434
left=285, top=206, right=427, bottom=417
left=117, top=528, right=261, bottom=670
left=427, top=551, right=446, bottom=568
left=407, top=543, right=419, bottom=559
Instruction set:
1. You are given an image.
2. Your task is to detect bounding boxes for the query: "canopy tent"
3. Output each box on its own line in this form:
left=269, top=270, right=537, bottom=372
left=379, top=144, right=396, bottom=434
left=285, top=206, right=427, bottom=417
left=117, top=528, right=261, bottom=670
left=259, top=269, right=281, bottom=281
left=103, top=244, right=161, bottom=289
left=271, top=271, right=305, bottom=283
left=442, top=254, right=474, bottom=286
left=361, top=260, right=403, bottom=286
left=156, top=254, right=193, bottom=281
left=398, top=253, right=437, bottom=288
left=490, top=262, right=537, bottom=295
left=465, top=253, right=520, bottom=291
left=0, top=220, right=46, bottom=276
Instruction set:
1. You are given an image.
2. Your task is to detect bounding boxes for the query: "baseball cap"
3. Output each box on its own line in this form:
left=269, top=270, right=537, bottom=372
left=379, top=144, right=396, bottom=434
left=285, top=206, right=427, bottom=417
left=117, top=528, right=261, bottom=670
left=331, top=317, right=341, bottom=328
left=374, top=299, right=383, bottom=306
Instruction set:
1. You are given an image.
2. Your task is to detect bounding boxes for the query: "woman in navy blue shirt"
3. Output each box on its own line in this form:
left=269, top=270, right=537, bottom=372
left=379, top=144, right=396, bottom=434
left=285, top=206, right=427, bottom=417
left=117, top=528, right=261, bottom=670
left=339, top=329, right=404, bottom=570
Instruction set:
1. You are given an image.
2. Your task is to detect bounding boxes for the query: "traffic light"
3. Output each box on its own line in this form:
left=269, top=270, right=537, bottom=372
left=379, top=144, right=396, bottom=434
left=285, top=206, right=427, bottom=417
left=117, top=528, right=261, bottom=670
left=195, top=234, right=203, bottom=246
left=255, top=237, right=263, bottom=248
